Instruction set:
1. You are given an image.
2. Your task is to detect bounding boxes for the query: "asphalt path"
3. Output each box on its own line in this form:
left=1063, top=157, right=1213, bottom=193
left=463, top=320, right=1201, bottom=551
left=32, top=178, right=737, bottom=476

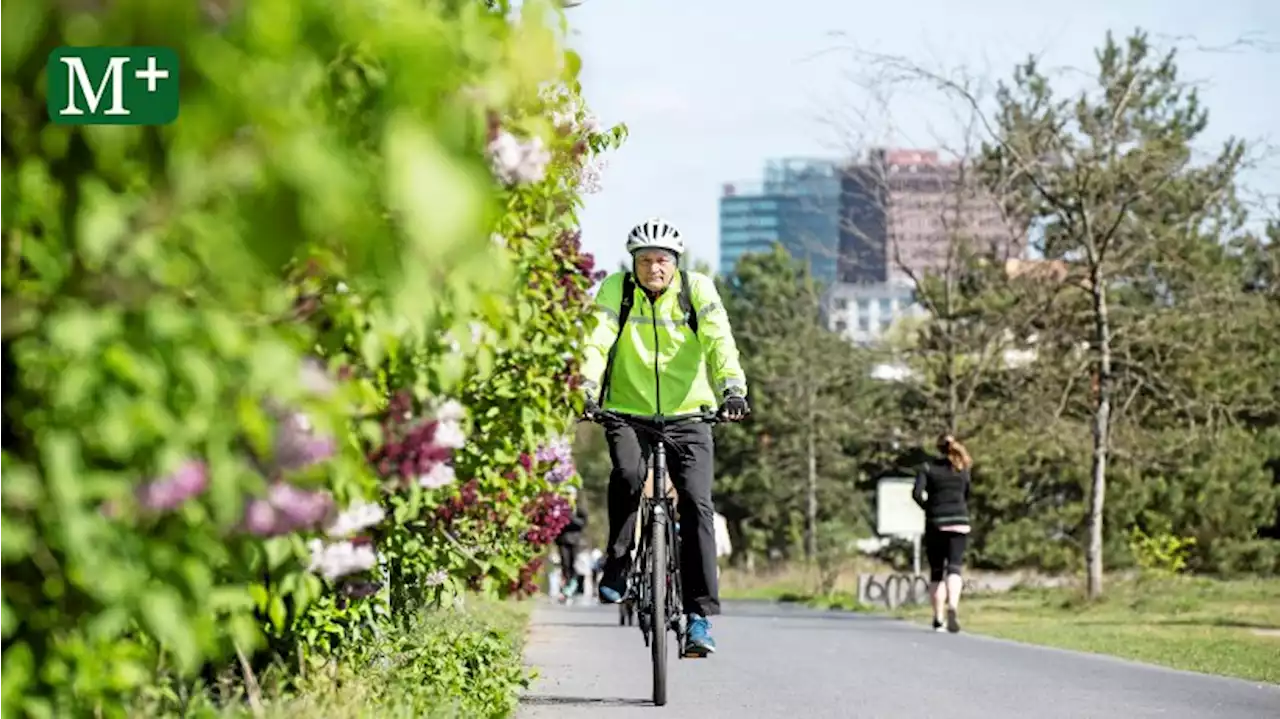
left=518, top=599, right=1280, bottom=718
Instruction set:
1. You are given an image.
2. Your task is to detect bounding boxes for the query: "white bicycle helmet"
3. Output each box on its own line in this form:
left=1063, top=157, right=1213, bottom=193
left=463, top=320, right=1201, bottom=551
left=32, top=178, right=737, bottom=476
left=625, top=217, right=684, bottom=257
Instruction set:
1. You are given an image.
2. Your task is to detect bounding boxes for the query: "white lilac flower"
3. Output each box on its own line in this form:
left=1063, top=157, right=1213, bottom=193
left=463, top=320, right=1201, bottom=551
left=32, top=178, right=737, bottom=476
left=433, top=421, right=466, bottom=450
left=488, top=130, right=551, bottom=185
left=582, top=112, right=602, bottom=135
left=491, top=233, right=507, bottom=248
left=551, top=96, right=585, bottom=132
left=325, top=501, right=386, bottom=538
left=551, top=108, right=575, bottom=129
left=307, top=539, right=378, bottom=582
left=424, top=569, right=449, bottom=586
left=435, top=399, right=465, bottom=423
left=418, top=462, right=457, bottom=490
left=576, top=157, right=606, bottom=194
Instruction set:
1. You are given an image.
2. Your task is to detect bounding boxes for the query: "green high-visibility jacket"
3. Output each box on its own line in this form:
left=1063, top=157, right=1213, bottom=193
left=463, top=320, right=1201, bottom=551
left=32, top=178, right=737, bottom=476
left=581, top=270, right=748, bottom=417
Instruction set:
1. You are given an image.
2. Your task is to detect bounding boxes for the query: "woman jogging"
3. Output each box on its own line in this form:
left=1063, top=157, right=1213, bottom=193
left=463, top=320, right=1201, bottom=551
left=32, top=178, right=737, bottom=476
left=912, top=434, right=973, bottom=634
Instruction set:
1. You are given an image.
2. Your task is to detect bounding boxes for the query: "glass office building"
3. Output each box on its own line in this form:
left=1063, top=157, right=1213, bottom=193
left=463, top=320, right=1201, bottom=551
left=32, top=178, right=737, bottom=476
left=718, top=158, right=841, bottom=283
left=718, top=193, right=784, bottom=277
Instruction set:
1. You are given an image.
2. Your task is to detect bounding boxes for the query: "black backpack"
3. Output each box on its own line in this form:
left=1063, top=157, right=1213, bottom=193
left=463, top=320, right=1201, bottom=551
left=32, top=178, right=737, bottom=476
left=599, top=270, right=697, bottom=402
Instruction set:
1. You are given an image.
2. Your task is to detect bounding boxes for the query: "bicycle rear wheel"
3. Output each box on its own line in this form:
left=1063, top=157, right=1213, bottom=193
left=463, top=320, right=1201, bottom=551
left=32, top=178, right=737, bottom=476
left=650, top=509, right=668, bottom=706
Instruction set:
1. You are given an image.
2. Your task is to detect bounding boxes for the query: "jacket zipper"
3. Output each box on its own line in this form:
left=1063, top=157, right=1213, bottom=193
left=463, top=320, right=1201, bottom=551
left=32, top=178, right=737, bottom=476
left=648, top=291, right=662, bottom=419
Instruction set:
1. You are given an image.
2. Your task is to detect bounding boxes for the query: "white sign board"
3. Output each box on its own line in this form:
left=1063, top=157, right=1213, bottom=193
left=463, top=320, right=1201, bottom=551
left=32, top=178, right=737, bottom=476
left=876, top=475, right=924, bottom=538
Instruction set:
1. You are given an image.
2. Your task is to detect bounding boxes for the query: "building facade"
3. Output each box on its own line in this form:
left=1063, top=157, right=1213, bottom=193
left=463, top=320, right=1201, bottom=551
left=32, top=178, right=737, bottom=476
left=839, top=148, right=1022, bottom=284
left=822, top=280, right=924, bottom=345
left=718, top=158, right=842, bottom=283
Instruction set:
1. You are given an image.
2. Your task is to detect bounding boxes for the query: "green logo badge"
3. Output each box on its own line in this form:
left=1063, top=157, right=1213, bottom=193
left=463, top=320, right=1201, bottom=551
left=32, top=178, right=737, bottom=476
left=47, top=46, right=179, bottom=126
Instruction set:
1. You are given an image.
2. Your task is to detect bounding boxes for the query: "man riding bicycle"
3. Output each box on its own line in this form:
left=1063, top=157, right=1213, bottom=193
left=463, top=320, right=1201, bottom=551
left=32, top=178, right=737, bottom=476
left=580, top=217, right=750, bottom=658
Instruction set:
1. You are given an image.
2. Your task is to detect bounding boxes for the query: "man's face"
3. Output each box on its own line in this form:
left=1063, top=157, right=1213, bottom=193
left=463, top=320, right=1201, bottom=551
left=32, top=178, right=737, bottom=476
left=634, top=249, right=676, bottom=291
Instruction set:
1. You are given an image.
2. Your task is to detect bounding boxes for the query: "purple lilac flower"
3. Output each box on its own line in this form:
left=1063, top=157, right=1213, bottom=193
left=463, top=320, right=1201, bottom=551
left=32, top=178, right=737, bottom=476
left=136, top=460, right=209, bottom=512
left=269, top=481, right=335, bottom=528
left=240, top=481, right=335, bottom=537
left=242, top=499, right=279, bottom=536
left=273, top=412, right=337, bottom=472
left=534, top=437, right=576, bottom=485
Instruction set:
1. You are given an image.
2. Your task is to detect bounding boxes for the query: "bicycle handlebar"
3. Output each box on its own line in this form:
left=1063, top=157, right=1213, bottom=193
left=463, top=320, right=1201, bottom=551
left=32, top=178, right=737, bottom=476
left=582, top=404, right=726, bottom=429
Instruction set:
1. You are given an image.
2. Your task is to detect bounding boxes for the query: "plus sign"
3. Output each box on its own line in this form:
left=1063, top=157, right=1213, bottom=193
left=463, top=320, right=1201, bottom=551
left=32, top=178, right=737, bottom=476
left=134, top=56, right=169, bottom=93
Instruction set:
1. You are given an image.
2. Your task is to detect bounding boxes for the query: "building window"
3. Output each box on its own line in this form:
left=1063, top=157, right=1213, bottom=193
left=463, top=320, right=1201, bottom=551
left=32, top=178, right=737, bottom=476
left=879, top=298, right=893, bottom=315
left=835, top=298, right=848, bottom=310
left=858, top=317, right=870, bottom=332
left=835, top=320, right=847, bottom=332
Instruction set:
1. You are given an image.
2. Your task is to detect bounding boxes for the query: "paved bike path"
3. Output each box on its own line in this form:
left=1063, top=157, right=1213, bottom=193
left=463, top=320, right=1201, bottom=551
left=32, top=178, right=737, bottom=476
left=518, top=600, right=1280, bottom=718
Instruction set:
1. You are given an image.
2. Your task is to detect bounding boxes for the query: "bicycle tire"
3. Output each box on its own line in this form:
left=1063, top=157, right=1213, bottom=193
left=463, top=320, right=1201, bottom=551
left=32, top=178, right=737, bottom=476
left=650, top=508, right=668, bottom=706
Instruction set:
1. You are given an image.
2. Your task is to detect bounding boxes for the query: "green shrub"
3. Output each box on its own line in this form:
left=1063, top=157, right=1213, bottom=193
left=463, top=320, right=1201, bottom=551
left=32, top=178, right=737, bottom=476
left=2, top=0, right=620, bottom=715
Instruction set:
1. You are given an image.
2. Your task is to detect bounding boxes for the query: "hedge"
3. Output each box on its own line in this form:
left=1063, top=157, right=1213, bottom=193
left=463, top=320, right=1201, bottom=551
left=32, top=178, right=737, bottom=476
left=1, top=0, right=617, bottom=715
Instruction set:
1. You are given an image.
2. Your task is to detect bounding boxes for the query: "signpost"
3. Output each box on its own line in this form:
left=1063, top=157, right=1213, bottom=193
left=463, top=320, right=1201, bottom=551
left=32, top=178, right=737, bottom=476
left=876, top=475, right=925, bottom=575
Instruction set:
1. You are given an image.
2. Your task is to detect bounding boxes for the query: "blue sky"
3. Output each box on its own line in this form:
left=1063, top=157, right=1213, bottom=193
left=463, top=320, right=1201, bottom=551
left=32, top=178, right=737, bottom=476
left=563, top=0, right=1280, bottom=273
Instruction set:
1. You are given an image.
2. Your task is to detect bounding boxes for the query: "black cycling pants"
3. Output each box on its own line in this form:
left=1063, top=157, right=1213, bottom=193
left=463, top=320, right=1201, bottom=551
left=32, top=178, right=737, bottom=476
left=603, top=417, right=720, bottom=617
left=924, top=525, right=967, bottom=582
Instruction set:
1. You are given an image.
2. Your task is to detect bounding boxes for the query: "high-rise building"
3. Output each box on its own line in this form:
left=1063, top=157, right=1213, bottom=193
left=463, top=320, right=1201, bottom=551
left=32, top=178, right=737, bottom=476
left=839, top=148, right=1022, bottom=284
left=718, top=158, right=841, bottom=283
left=718, top=189, right=785, bottom=278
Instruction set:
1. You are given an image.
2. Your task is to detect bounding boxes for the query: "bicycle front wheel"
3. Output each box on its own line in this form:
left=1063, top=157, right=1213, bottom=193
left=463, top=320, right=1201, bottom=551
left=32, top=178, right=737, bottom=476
left=650, top=510, right=668, bottom=706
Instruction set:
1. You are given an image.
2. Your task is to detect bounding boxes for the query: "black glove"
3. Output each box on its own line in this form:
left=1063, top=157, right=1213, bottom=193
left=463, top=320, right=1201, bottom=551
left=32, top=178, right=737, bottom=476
left=722, top=394, right=749, bottom=421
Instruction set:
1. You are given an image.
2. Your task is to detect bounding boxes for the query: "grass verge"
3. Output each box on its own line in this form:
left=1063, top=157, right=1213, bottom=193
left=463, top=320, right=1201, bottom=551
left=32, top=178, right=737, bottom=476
left=725, top=567, right=1280, bottom=685
left=209, top=597, right=534, bottom=718
left=918, top=576, right=1280, bottom=685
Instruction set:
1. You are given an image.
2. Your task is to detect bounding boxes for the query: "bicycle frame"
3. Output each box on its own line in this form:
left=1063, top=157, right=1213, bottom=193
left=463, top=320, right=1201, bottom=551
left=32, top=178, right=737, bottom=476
left=588, top=406, right=720, bottom=706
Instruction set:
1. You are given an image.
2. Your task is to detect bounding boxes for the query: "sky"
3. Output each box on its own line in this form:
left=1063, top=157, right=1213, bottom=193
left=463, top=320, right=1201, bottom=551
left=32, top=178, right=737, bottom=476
left=561, top=0, right=1280, bottom=273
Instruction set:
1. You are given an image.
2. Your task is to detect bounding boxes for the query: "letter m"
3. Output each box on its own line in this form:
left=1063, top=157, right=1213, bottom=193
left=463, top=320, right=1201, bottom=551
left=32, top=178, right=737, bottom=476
left=60, top=56, right=130, bottom=116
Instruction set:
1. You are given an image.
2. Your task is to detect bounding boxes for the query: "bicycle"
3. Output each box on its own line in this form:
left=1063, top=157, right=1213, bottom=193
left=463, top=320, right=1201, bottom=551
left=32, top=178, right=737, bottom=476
left=584, top=405, right=723, bottom=707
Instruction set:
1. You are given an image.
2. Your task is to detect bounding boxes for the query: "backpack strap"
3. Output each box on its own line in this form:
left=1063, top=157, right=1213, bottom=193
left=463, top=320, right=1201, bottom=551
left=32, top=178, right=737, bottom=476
left=679, top=269, right=698, bottom=335
left=599, top=273, right=635, bottom=402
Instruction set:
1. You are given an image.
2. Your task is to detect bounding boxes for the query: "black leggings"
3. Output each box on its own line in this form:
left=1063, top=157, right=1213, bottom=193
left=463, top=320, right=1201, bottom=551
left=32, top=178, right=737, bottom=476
left=924, top=527, right=967, bottom=582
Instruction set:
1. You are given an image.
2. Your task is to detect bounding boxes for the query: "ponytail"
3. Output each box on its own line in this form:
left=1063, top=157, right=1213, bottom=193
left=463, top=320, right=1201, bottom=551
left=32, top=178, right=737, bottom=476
left=938, top=434, right=973, bottom=471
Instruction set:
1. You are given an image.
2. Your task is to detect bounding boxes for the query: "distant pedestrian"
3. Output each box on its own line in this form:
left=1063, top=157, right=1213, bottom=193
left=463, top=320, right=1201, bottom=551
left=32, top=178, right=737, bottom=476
left=912, top=433, right=973, bottom=633
left=554, top=487, right=590, bottom=601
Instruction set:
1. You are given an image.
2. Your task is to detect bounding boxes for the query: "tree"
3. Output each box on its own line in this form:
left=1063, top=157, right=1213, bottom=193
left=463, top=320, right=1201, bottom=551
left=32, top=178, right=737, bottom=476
left=979, top=31, right=1250, bottom=597
left=830, top=30, right=1279, bottom=581
left=715, top=246, right=886, bottom=563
